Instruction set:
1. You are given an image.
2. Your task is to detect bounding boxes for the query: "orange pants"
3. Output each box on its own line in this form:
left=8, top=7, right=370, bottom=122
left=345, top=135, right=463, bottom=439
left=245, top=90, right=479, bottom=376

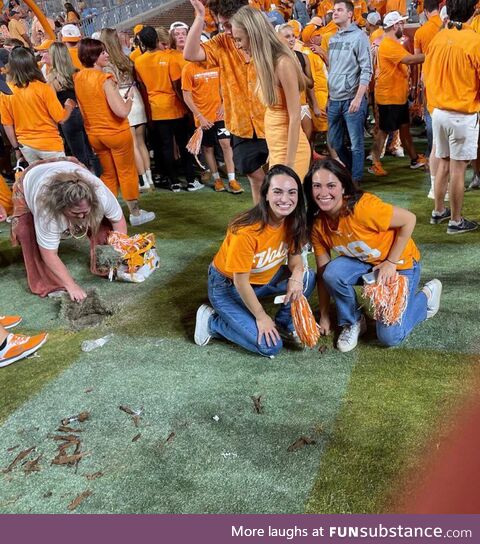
left=88, top=129, right=139, bottom=201
left=0, top=174, right=12, bottom=215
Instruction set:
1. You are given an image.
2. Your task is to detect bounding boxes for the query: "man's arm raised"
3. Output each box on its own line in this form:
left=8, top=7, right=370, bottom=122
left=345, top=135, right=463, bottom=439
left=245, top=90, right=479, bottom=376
left=184, top=0, right=208, bottom=62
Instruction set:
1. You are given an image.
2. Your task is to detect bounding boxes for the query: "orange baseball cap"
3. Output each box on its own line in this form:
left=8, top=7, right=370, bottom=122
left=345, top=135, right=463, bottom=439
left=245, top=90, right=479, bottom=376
left=133, top=24, right=144, bottom=35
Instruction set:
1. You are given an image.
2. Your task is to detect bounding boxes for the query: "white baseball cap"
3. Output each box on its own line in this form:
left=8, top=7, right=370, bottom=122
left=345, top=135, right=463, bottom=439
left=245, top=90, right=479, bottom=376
left=383, top=10, right=408, bottom=28
left=169, top=21, right=189, bottom=32
left=61, top=24, right=82, bottom=42
left=366, top=11, right=381, bottom=25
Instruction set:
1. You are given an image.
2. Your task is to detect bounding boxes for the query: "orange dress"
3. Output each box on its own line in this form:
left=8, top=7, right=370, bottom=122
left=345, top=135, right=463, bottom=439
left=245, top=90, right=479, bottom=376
left=264, top=88, right=311, bottom=182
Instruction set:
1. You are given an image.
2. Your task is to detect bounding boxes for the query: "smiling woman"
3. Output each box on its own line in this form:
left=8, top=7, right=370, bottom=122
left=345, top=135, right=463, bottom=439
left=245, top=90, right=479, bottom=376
left=194, top=164, right=316, bottom=357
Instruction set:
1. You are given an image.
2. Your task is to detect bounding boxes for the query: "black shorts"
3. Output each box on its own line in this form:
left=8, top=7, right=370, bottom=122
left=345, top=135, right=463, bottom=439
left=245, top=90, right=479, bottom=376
left=202, top=120, right=231, bottom=147
left=378, top=102, right=410, bottom=132
left=231, top=133, right=269, bottom=176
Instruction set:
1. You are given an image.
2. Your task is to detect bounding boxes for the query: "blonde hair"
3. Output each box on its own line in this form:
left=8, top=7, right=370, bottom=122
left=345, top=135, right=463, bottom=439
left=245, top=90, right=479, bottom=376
left=155, top=26, right=170, bottom=47
left=49, top=42, right=78, bottom=90
left=100, top=28, right=134, bottom=79
left=38, top=170, right=104, bottom=234
left=231, top=6, right=304, bottom=107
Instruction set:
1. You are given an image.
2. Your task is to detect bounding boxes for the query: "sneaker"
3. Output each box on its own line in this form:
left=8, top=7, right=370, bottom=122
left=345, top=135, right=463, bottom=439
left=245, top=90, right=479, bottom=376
left=0, top=332, right=48, bottom=368
left=170, top=183, right=182, bottom=193
left=276, top=324, right=303, bottom=348
left=428, top=188, right=449, bottom=201
left=422, top=279, right=442, bottom=319
left=152, top=174, right=171, bottom=189
left=410, top=154, right=427, bottom=169
left=214, top=179, right=226, bottom=192
left=367, top=162, right=388, bottom=176
left=430, top=208, right=451, bottom=225
left=468, top=175, right=480, bottom=190
left=0, top=316, right=22, bottom=330
left=194, top=304, right=215, bottom=346
left=337, top=315, right=366, bottom=353
left=187, top=179, right=205, bottom=192
left=228, top=179, right=244, bottom=194
left=446, top=218, right=479, bottom=235
left=129, top=209, right=156, bottom=226
left=390, top=147, right=405, bottom=158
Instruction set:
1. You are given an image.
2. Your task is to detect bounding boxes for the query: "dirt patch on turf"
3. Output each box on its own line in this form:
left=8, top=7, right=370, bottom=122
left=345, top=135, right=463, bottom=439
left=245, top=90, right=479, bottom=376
left=59, top=288, right=116, bottom=331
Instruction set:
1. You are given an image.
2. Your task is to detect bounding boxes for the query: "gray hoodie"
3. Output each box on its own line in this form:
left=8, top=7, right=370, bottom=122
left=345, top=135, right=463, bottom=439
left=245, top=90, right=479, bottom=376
left=327, top=23, right=373, bottom=101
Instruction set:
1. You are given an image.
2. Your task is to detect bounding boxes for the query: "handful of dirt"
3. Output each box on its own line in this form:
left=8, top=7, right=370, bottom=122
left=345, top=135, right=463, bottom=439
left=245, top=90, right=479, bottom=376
left=59, top=288, right=115, bottom=331
left=95, top=244, right=123, bottom=273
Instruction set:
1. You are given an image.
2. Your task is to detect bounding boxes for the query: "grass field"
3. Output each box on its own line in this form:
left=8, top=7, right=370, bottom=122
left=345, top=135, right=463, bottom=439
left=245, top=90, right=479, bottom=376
left=0, top=150, right=479, bottom=514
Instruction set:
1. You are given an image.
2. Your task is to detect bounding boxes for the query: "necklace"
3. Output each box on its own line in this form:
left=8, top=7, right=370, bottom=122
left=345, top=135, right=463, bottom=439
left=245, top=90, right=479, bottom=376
left=66, top=221, right=89, bottom=240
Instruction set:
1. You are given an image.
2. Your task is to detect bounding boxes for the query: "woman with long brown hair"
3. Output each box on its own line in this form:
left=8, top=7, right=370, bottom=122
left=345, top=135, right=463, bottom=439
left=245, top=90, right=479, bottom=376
left=74, top=38, right=154, bottom=225
left=100, top=27, right=152, bottom=191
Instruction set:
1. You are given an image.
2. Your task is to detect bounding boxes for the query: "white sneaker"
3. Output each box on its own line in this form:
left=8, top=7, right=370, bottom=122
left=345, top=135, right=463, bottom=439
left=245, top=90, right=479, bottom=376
left=391, top=147, right=405, bottom=158
left=422, top=279, right=442, bottom=319
left=468, top=175, right=480, bottom=190
left=427, top=189, right=449, bottom=201
left=187, top=179, right=205, bottom=192
left=129, top=209, right=156, bottom=226
left=194, top=304, right=215, bottom=346
left=337, top=315, right=366, bottom=353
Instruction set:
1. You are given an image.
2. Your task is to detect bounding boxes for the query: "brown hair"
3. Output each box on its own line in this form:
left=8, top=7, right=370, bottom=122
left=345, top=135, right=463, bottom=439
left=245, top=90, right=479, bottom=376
left=7, top=46, right=45, bottom=87
left=78, top=37, right=104, bottom=67
left=100, top=28, right=134, bottom=80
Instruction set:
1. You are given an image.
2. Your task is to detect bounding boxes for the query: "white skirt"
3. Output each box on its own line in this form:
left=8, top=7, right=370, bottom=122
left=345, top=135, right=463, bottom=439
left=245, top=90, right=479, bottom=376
left=124, top=86, right=147, bottom=127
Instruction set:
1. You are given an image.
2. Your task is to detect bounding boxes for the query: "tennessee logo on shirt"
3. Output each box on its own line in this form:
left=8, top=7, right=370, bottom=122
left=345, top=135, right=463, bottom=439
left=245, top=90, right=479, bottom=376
left=193, top=71, right=219, bottom=82
left=252, top=241, right=288, bottom=274
left=333, top=240, right=381, bottom=261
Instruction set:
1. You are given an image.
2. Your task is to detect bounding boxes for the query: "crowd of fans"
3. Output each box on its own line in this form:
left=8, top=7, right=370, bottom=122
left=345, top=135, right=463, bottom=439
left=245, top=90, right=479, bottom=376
left=1, top=0, right=479, bottom=365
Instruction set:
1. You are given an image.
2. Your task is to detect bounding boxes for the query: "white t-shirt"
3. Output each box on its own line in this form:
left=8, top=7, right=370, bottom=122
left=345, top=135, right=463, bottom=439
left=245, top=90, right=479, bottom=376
left=23, top=161, right=123, bottom=250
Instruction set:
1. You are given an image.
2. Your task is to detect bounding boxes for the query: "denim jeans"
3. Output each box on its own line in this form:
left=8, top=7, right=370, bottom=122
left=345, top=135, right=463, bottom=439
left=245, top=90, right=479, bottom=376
left=424, top=107, right=433, bottom=157
left=327, top=96, right=368, bottom=182
left=207, top=264, right=316, bottom=357
left=321, top=256, right=427, bottom=347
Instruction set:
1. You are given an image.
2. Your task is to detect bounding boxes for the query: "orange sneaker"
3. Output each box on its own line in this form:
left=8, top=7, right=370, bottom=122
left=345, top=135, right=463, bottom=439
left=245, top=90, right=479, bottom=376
left=0, top=316, right=22, bottom=330
left=0, top=332, right=48, bottom=368
left=214, top=179, right=226, bottom=192
left=228, top=179, right=244, bottom=194
left=368, top=161, right=388, bottom=176
left=410, top=154, right=427, bottom=169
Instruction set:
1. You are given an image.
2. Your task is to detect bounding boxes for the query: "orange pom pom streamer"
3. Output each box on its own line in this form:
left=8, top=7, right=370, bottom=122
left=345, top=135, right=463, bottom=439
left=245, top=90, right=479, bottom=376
left=362, top=273, right=408, bottom=326
left=107, top=231, right=156, bottom=274
left=291, top=295, right=321, bottom=348
left=186, top=127, right=205, bottom=169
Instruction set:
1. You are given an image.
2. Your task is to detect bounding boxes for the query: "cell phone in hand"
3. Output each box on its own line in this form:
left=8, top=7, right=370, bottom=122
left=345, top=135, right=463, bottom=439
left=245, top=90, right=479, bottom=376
left=362, top=270, right=378, bottom=285
left=123, top=81, right=136, bottom=99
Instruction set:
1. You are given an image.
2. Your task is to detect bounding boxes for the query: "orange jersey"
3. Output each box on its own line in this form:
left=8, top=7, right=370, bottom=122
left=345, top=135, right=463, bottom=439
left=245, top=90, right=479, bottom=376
left=68, top=47, right=83, bottom=70
left=204, top=6, right=217, bottom=34
left=375, top=36, right=409, bottom=105
left=134, top=49, right=186, bottom=120
left=413, top=14, right=442, bottom=53
left=181, top=62, right=221, bottom=126
left=0, top=80, right=65, bottom=151
left=423, top=26, right=480, bottom=114
left=213, top=222, right=290, bottom=285
left=202, top=33, right=265, bottom=138
left=311, top=193, right=420, bottom=270
left=74, top=69, right=130, bottom=136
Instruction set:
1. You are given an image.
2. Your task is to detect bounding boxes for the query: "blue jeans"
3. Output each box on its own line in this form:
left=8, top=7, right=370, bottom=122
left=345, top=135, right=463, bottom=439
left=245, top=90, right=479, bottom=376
left=207, top=264, right=316, bottom=357
left=321, top=256, right=428, bottom=347
left=424, top=107, right=433, bottom=157
left=327, top=96, right=368, bottom=182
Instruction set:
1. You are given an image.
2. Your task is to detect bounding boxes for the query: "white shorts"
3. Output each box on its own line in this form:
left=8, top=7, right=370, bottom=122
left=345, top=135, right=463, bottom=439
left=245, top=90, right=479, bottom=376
left=432, top=108, right=479, bottom=161
left=19, top=145, right=65, bottom=165
left=301, top=104, right=311, bottom=120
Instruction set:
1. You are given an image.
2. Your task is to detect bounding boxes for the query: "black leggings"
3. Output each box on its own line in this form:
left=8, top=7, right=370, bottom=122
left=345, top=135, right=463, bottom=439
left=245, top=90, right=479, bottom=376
left=151, top=116, right=195, bottom=183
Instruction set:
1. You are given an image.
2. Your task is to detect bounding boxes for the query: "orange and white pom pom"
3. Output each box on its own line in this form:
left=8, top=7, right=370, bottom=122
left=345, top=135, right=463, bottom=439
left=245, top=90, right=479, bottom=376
left=186, top=127, right=206, bottom=169
left=291, top=295, right=320, bottom=348
left=362, top=273, right=408, bottom=326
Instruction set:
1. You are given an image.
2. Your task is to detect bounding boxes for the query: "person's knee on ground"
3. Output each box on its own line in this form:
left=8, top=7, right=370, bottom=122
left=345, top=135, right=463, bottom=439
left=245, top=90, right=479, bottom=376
left=376, top=323, right=406, bottom=347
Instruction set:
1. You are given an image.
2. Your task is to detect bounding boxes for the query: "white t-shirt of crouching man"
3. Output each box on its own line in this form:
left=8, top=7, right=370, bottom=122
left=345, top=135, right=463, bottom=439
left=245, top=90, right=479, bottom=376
left=23, top=161, right=123, bottom=250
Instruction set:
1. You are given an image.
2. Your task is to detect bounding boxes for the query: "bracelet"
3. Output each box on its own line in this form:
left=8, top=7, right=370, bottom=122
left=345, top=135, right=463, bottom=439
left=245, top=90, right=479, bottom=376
left=288, top=278, right=303, bottom=285
left=386, top=258, right=397, bottom=265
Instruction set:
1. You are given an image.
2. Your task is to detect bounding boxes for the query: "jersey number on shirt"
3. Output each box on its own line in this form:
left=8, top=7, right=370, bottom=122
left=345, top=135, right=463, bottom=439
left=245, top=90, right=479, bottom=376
left=333, top=240, right=381, bottom=261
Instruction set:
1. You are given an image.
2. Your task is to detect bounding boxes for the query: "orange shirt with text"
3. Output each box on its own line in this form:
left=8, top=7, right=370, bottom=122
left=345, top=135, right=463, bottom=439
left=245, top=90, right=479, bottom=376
left=213, top=222, right=290, bottom=285
left=311, top=193, right=420, bottom=270
left=182, top=63, right=221, bottom=126
left=202, top=33, right=265, bottom=138
left=134, top=49, right=186, bottom=120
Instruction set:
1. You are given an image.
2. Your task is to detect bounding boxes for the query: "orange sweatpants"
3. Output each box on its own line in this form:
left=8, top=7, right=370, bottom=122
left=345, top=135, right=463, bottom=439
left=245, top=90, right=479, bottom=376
left=88, top=129, right=139, bottom=201
left=0, top=174, right=12, bottom=215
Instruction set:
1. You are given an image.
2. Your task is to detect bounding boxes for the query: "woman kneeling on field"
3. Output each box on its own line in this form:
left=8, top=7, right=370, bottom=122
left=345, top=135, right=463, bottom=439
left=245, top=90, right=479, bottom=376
left=11, top=158, right=127, bottom=302
left=194, top=164, right=316, bottom=357
left=305, top=158, right=442, bottom=353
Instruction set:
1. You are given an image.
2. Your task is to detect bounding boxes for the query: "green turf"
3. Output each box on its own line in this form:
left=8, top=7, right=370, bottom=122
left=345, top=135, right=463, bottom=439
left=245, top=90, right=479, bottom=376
left=0, top=153, right=479, bottom=513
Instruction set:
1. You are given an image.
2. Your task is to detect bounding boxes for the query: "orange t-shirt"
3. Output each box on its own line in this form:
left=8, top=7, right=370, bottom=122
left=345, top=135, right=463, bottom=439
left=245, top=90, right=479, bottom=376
left=8, top=18, right=28, bottom=46
left=375, top=36, right=409, bottom=105
left=134, top=49, right=185, bottom=121
left=311, top=193, right=420, bottom=270
left=213, top=222, right=290, bottom=285
left=129, top=48, right=142, bottom=61
left=169, top=48, right=188, bottom=72
left=423, top=26, right=480, bottom=114
left=386, top=0, right=406, bottom=14
left=249, top=0, right=271, bottom=10
left=320, top=25, right=338, bottom=52
left=413, top=14, right=442, bottom=53
left=471, top=15, right=480, bottom=34
left=0, top=80, right=65, bottom=151
left=202, top=33, right=265, bottom=138
left=68, top=47, right=83, bottom=70
left=67, top=11, right=80, bottom=23
left=74, top=69, right=130, bottom=136
left=370, top=27, right=384, bottom=44
left=369, top=0, right=387, bottom=16
left=181, top=63, right=221, bottom=126
left=317, top=0, right=333, bottom=18
left=353, top=0, right=367, bottom=26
